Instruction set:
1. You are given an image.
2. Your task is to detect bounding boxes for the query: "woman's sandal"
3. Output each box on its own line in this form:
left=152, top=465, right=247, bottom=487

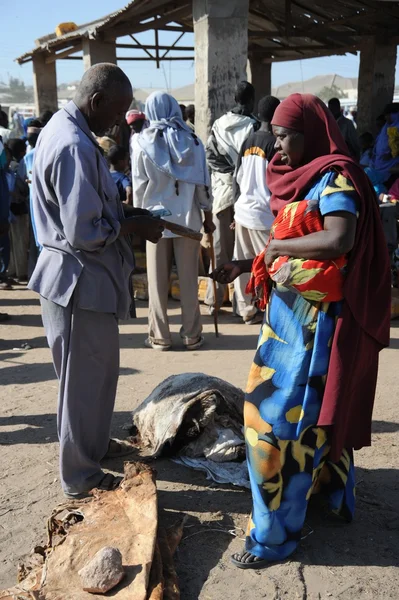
left=64, top=473, right=123, bottom=500
left=102, top=438, right=136, bottom=460
left=230, top=551, right=269, bottom=570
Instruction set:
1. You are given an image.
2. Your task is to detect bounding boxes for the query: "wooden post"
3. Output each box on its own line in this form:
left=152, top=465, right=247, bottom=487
left=357, top=36, right=398, bottom=135
left=193, top=0, right=249, bottom=142
left=32, top=52, right=58, bottom=116
left=82, top=38, right=117, bottom=70
left=247, top=58, right=271, bottom=110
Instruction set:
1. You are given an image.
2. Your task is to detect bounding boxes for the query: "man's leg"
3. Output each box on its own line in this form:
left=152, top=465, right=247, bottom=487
left=146, top=238, right=173, bottom=345
left=0, top=233, right=10, bottom=282
left=41, top=296, right=120, bottom=495
left=205, top=206, right=235, bottom=309
left=234, top=225, right=269, bottom=322
left=173, top=237, right=202, bottom=344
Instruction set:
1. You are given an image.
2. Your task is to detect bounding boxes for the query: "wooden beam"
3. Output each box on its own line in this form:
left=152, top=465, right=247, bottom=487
left=155, top=29, right=160, bottom=68
left=285, top=0, right=292, bottom=36
left=352, top=0, right=399, bottom=22
left=60, top=55, right=196, bottom=62
left=45, top=43, right=82, bottom=64
left=129, top=34, right=154, bottom=59
left=162, top=31, right=185, bottom=59
left=116, top=56, right=194, bottom=61
left=249, top=43, right=347, bottom=52
left=260, top=48, right=353, bottom=63
left=104, top=5, right=192, bottom=40
left=116, top=43, right=193, bottom=51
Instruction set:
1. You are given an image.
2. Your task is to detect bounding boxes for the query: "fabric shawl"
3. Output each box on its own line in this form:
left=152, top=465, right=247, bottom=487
left=138, top=91, right=210, bottom=187
left=268, top=93, right=391, bottom=460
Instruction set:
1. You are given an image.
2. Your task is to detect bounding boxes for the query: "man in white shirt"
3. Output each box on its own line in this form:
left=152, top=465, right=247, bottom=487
left=233, top=95, right=280, bottom=324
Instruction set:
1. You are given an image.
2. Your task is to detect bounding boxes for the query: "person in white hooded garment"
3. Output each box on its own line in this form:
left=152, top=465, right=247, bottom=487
left=132, top=91, right=215, bottom=351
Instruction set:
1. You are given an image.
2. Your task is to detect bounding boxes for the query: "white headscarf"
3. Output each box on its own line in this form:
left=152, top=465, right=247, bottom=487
left=138, top=91, right=209, bottom=187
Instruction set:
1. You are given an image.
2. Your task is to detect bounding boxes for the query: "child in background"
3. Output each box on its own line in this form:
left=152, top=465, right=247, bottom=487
left=107, top=145, right=133, bottom=205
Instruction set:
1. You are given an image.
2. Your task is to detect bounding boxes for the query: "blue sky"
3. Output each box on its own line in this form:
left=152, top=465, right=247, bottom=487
left=0, top=0, right=397, bottom=91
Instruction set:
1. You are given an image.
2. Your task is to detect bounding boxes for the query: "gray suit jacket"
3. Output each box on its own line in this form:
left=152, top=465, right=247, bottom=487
left=28, top=101, right=134, bottom=319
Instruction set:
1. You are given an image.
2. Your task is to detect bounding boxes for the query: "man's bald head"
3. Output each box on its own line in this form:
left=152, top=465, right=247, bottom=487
left=74, top=63, right=133, bottom=136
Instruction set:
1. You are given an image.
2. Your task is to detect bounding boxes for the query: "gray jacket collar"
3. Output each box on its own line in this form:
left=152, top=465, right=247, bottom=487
left=63, top=101, right=99, bottom=148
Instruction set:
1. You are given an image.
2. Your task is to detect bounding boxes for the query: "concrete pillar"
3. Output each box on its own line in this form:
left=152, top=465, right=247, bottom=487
left=357, top=36, right=397, bottom=135
left=32, top=53, right=58, bottom=117
left=247, top=58, right=271, bottom=110
left=193, top=0, right=249, bottom=142
left=82, top=38, right=117, bottom=70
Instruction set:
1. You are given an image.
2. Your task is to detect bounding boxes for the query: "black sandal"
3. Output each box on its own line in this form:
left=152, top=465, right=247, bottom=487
left=231, top=550, right=269, bottom=570
left=64, top=473, right=123, bottom=500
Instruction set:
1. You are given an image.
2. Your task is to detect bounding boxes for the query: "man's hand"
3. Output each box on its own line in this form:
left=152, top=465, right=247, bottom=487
left=210, top=261, right=242, bottom=284
left=123, top=205, right=151, bottom=218
left=203, top=212, right=216, bottom=234
left=120, top=216, right=164, bottom=243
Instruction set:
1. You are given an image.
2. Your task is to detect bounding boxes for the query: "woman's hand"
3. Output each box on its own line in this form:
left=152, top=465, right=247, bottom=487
left=210, top=261, right=242, bottom=284
left=265, top=240, right=280, bottom=268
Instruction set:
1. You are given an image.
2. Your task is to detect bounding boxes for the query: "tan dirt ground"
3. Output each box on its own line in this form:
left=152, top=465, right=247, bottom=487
left=0, top=287, right=399, bottom=600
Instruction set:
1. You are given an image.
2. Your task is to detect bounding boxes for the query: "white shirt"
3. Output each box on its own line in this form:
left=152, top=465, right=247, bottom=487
left=234, top=130, right=276, bottom=231
left=132, top=137, right=212, bottom=238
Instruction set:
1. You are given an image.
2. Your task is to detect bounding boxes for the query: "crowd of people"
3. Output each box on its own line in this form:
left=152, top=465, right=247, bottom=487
left=0, top=62, right=395, bottom=570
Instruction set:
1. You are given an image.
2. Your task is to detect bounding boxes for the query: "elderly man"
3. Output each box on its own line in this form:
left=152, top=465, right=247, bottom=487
left=29, top=63, right=163, bottom=498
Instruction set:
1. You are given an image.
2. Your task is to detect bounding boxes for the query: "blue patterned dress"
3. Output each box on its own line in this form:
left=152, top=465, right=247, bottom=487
left=244, top=171, right=358, bottom=561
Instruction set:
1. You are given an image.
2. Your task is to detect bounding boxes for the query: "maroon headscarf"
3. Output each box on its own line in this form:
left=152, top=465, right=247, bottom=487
left=269, top=94, right=391, bottom=460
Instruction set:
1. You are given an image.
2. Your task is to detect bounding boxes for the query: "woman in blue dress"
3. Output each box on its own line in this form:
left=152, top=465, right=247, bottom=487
left=211, top=94, right=391, bottom=569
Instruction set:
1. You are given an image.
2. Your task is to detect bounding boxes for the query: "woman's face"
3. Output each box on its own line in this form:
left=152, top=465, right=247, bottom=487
left=272, top=125, right=305, bottom=167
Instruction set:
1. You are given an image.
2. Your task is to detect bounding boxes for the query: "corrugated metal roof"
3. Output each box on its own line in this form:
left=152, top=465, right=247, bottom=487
left=16, top=0, right=141, bottom=63
left=15, top=0, right=399, bottom=65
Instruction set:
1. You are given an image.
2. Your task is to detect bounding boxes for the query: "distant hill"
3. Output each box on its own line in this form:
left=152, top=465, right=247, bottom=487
left=272, top=74, right=358, bottom=99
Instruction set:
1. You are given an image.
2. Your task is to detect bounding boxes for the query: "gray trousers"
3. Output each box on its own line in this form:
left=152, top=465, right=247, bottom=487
left=233, top=223, right=269, bottom=320
left=146, top=237, right=202, bottom=345
left=205, top=206, right=235, bottom=307
left=40, top=296, right=119, bottom=495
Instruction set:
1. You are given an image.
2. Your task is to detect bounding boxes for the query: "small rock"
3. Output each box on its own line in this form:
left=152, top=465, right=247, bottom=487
left=78, top=547, right=125, bottom=594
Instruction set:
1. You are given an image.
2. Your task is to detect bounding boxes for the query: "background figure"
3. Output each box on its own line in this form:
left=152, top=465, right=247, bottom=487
left=6, top=138, right=29, bottom=282
left=0, top=136, right=11, bottom=295
left=369, top=103, right=399, bottom=187
left=186, top=104, right=195, bottom=132
left=205, top=81, right=257, bottom=314
left=179, top=104, right=187, bottom=121
left=0, top=111, right=12, bottom=144
left=126, top=109, right=146, bottom=171
left=359, top=131, right=374, bottom=168
left=328, top=97, right=360, bottom=161
left=17, top=120, right=43, bottom=278
left=233, top=95, right=280, bottom=324
left=39, top=110, right=54, bottom=127
left=132, top=91, right=214, bottom=351
left=107, top=145, right=133, bottom=205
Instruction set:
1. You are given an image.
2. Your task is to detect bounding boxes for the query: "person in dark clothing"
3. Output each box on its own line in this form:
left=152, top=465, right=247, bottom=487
left=233, top=95, right=280, bottom=324
left=328, top=98, right=360, bottom=161
left=186, top=104, right=195, bottom=131
left=39, top=110, right=54, bottom=126
left=107, top=145, right=133, bottom=205
left=205, top=81, right=257, bottom=312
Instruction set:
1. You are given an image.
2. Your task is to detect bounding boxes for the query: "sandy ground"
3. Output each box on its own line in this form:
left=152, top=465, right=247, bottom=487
left=0, top=287, right=399, bottom=600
